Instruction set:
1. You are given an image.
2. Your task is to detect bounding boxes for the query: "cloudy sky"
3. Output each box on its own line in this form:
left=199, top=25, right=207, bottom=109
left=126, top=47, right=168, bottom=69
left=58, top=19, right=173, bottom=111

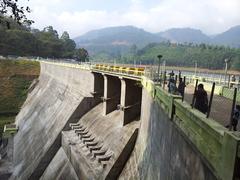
left=20, top=0, right=240, bottom=38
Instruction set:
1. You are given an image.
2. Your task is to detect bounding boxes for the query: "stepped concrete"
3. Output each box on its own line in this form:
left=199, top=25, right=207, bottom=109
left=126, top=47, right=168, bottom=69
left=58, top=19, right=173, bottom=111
left=60, top=103, right=139, bottom=180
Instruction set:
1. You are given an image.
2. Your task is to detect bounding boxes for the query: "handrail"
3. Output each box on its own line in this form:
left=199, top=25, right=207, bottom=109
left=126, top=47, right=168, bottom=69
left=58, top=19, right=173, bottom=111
left=92, top=64, right=145, bottom=76
left=41, top=61, right=145, bottom=78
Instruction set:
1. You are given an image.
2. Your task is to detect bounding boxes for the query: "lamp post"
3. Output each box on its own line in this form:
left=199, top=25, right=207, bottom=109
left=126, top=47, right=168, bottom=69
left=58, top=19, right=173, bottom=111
left=157, top=55, right=163, bottom=82
left=194, top=61, right=198, bottom=76
left=224, top=58, right=229, bottom=85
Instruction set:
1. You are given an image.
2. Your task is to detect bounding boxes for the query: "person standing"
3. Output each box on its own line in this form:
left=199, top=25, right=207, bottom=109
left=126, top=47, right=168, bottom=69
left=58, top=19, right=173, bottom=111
left=178, top=77, right=185, bottom=97
left=194, top=84, right=208, bottom=114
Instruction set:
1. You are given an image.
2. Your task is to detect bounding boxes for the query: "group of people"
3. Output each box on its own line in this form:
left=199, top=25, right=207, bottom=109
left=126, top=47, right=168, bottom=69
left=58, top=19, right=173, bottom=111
left=167, top=71, right=185, bottom=96
left=167, top=70, right=239, bottom=131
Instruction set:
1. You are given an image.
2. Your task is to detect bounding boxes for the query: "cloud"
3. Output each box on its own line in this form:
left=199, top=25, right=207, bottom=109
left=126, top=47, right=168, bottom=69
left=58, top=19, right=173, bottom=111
left=23, top=0, right=240, bottom=37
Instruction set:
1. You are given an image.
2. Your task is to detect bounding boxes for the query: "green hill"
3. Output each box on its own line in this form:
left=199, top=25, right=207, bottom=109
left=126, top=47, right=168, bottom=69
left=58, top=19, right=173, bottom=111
left=0, top=59, right=40, bottom=136
left=121, top=42, right=240, bottom=70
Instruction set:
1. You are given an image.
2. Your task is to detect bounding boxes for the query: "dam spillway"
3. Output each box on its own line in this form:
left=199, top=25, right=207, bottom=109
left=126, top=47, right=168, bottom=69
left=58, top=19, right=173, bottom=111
left=3, top=61, right=240, bottom=180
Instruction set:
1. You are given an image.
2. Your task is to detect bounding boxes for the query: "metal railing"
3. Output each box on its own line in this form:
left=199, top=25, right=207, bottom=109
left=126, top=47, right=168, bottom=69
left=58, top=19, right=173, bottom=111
left=92, top=64, right=145, bottom=77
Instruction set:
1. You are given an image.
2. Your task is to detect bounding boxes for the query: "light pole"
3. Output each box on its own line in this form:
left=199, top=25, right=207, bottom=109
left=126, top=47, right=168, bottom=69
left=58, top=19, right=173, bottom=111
left=194, top=61, right=198, bottom=76
left=224, top=58, right=229, bottom=85
left=157, top=55, right=163, bottom=82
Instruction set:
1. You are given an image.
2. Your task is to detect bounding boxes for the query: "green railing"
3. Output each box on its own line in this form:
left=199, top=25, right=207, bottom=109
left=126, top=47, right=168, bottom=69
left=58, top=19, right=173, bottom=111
left=222, top=87, right=240, bottom=102
left=142, top=77, right=240, bottom=180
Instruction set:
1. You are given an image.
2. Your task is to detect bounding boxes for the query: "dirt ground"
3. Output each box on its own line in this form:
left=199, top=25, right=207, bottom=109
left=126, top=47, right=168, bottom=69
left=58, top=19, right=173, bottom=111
left=183, top=85, right=239, bottom=131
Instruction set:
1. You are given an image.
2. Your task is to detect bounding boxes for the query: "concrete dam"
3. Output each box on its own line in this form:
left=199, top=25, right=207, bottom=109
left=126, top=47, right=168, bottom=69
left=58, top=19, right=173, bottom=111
left=4, top=61, right=240, bottom=179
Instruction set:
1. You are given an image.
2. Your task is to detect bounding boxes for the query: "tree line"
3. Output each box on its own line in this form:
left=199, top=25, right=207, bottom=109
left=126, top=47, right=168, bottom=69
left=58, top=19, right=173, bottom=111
left=0, top=18, right=89, bottom=61
left=94, top=42, right=240, bottom=70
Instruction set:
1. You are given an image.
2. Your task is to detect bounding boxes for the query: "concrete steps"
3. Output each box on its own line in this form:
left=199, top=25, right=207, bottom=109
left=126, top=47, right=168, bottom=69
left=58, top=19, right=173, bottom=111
left=69, top=123, right=113, bottom=168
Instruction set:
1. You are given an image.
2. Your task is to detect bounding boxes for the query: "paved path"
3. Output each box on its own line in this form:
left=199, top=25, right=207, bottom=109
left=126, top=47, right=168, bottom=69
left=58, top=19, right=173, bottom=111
left=184, top=85, right=239, bottom=131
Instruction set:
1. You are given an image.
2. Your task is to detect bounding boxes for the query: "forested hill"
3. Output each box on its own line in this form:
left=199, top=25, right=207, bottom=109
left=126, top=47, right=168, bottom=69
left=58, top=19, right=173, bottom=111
left=213, top=25, right=240, bottom=48
left=74, top=26, right=165, bottom=57
left=0, top=23, right=75, bottom=58
left=75, top=25, right=240, bottom=70
left=75, top=26, right=165, bottom=47
left=92, top=42, right=240, bottom=70
left=0, top=18, right=87, bottom=61
left=157, top=28, right=210, bottom=44
left=97, top=42, right=240, bottom=70
left=74, top=25, right=240, bottom=52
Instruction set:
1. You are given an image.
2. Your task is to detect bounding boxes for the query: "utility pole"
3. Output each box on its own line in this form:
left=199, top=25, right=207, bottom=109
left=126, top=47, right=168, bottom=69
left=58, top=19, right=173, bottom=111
left=157, top=55, right=163, bottom=82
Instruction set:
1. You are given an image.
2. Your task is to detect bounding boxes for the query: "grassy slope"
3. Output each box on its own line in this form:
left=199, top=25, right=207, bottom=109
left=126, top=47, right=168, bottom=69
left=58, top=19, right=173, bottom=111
left=0, top=59, right=40, bottom=136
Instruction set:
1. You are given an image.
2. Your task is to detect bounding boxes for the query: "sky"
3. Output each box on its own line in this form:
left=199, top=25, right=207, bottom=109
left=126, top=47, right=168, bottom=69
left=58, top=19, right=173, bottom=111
left=20, top=0, right=240, bottom=38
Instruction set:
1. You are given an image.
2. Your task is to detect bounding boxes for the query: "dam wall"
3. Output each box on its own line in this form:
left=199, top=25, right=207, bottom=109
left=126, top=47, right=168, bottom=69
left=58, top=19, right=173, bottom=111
left=7, top=62, right=239, bottom=180
left=11, top=62, right=100, bottom=179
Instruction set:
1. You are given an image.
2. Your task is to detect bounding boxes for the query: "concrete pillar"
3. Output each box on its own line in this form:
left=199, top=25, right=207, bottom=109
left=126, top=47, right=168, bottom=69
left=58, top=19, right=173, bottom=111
left=120, top=78, right=142, bottom=125
left=103, top=75, right=121, bottom=115
left=92, top=72, right=104, bottom=98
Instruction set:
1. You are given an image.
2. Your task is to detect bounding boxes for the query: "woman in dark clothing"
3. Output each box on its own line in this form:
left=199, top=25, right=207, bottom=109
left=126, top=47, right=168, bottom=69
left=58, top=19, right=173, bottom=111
left=194, top=84, right=208, bottom=114
left=178, top=77, right=185, bottom=97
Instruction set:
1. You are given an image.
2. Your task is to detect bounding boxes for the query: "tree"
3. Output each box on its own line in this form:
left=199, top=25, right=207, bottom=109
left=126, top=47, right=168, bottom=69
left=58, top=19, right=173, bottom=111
left=0, top=0, right=33, bottom=28
left=61, top=31, right=76, bottom=58
left=43, top=26, right=59, bottom=39
left=61, top=31, right=70, bottom=40
left=75, top=48, right=89, bottom=62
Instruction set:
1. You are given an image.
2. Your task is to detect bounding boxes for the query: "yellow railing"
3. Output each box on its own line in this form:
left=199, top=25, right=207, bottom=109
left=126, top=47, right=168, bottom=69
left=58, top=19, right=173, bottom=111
left=93, top=64, right=145, bottom=76
left=41, top=61, right=145, bottom=77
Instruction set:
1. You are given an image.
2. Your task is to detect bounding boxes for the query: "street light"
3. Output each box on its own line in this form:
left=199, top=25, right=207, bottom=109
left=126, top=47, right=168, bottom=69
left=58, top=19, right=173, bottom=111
left=194, top=61, right=198, bottom=76
left=224, top=58, right=229, bottom=85
left=157, top=55, right=163, bottom=82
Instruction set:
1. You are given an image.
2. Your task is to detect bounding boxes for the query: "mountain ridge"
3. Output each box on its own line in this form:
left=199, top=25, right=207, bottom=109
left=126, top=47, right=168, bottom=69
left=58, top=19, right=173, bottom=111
left=74, top=25, right=240, bottom=55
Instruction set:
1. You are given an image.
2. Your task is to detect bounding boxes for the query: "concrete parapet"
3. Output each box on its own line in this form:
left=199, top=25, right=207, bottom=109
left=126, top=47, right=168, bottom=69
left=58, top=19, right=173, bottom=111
left=174, top=100, right=240, bottom=179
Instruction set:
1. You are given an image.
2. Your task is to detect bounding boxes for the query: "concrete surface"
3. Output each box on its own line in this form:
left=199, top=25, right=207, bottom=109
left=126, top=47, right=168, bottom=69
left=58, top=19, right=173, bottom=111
left=103, top=75, right=121, bottom=115
left=6, top=62, right=234, bottom=180
left=119, top=88, right=217, bottom=180
left=40, top=148, right=78, bottom=180
left=10, top=62, right=99, bottom=179
left=120, top=78, right=142, bottom=125
left=61, top=103, right=139, bottom=180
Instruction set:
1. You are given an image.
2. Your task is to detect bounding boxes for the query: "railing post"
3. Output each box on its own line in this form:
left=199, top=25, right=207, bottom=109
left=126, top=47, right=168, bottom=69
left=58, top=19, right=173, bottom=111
left=163, top=71, right=166, bottom=89
left=206, top=82, right=215, bottom=118
left=182, top=76, right=186, bottom=102
left=229, top=88, right=237, bottom=130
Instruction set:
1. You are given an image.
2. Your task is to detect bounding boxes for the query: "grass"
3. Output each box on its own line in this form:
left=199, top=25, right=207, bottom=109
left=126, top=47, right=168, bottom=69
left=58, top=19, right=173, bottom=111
left=0, top=59, right=40, bottom=136
left=0, top=116, right=15, bottom=137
